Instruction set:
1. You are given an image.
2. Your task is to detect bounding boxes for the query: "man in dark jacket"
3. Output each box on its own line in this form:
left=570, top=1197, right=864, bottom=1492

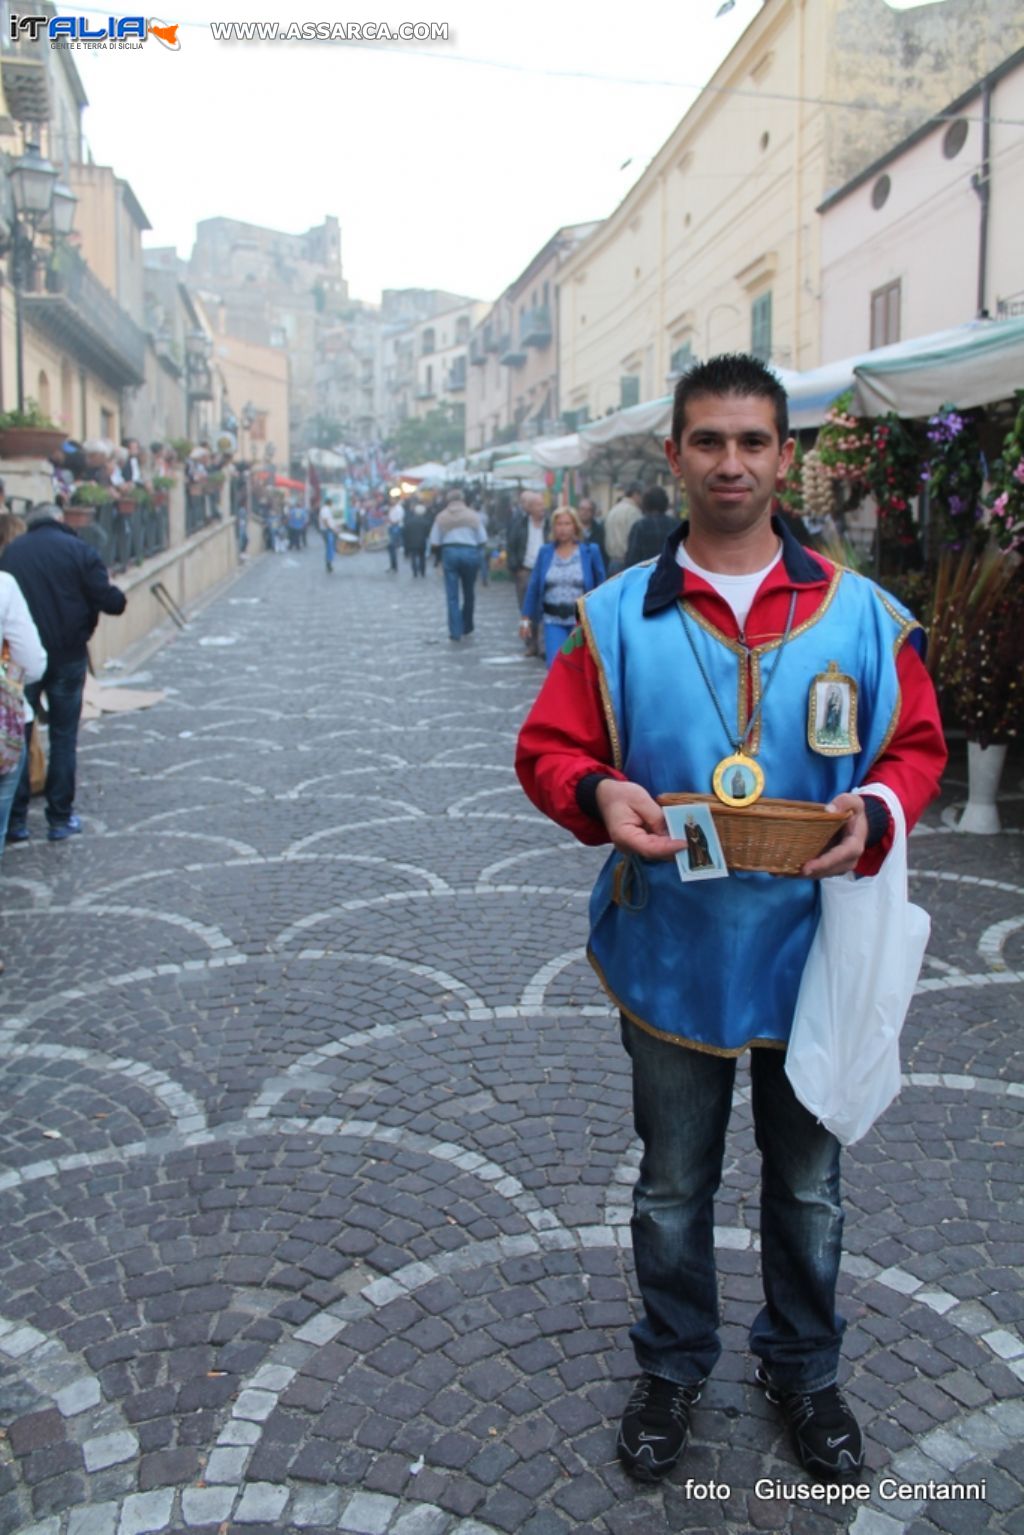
left=624, top=485, right=679, bottom=568
left=1, top=507, right=127, bottom=842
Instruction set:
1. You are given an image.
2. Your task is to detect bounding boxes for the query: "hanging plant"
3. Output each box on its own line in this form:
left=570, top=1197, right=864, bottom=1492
left=815, top=391, right=922, bottom=567
left=984, top=390, right=1024, bottom=552
left=920, top=404, right=986, bottom=550
left=775, top=439, right=804, bottom=519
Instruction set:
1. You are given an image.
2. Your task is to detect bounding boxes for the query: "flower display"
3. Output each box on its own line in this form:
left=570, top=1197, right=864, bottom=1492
left=984, top=390, right=1024, bottom=552
left=920, top=403, right=985, bottom=549
left=816, top=391, right=923, bottom=567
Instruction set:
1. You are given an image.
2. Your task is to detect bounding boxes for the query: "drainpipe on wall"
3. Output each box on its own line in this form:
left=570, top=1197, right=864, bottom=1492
left=971, top=82, right=992, bottom=318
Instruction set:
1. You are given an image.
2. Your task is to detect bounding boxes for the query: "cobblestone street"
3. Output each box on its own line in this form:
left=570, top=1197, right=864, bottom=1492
left=1, top=546, right=1022, bottom=1535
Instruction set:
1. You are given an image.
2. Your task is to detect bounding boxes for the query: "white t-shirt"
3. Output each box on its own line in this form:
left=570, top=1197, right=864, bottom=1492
left=677, top=541, right=782, bottom=631
left=0, top=571, right=47, bottom=726
left=524, top=519, right=545, bottom=569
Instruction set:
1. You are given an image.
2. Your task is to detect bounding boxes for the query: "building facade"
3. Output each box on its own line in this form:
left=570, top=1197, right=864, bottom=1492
left=819, top=47, right=1024, bottom=358
left=466, top=223, right=599, bottom=452
left=556, top=0, right=1024, bottom=421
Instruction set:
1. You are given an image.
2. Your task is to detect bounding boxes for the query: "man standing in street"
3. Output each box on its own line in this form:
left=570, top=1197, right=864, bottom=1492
left=2, top=505, right=127, bottom=843
left=515, top=355, right=946, bottom=1486
left=602, top=481, right=643, bottom=575
left=428, top=488, right=486, bottom=642
left=577, top=496, right=606, bottom=564
left=624, top=484, right=678, bottom=567
left=506, top=491, right=547, bottom=655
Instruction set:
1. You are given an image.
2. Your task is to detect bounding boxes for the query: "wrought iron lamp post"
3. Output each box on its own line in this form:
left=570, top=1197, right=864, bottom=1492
left=5, top=142, right=76, bottom=412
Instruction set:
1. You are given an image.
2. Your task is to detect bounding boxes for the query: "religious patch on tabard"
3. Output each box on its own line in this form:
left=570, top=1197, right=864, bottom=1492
left=808, top=661, right=860, bottom=756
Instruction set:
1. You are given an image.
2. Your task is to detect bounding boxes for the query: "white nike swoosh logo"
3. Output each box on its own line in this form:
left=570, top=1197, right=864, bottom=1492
left=826, top=1435, right=850, bottom=1448
left=637, top=1433, right=666, bottom=1442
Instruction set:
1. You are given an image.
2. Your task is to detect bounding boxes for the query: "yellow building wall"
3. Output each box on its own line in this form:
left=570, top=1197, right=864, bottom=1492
left=212, top=332, right=291, bottom=467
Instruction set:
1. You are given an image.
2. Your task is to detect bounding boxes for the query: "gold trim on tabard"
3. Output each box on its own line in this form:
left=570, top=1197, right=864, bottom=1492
left=807, top=660, right=861, bottom=756
left=587, top=946, right=786, bottom=1056
left=712, top=752, right=766, bottom=806
left=579, top=600, right=623, bottom=773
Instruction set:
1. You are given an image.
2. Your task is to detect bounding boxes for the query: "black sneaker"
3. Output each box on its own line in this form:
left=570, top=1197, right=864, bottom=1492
left=757, top=1367, right=865, bottom=1481
left=616, top=1373, right=703, bottom=1483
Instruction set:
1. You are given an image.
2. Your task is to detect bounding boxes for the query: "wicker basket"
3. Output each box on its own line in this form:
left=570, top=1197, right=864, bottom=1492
left=658, top=793, right=852, bottom=876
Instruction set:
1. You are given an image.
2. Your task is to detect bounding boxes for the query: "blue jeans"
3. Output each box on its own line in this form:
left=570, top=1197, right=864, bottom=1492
left=11, top=657, right=89, bottom=830
left=322, top=528, right=336, bottom=568
left=623, top=1018, right=844, bottom=1392
left=0, top=745, right=25, bottom=861
left=441, top=546, right=480, bottom=639
left=388, top=525, right=402, bottom=571
left=543, top=620, right=574, bottom=668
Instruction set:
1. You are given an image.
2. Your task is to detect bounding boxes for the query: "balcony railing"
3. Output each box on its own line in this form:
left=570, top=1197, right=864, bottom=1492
left=520, top=305, right=552, bottom=348
left=75, top=499, right=170, bottom=571
left=469, top=335, right=487, bottom=366
left=24, top=244, right=147, bottom=388
left=499, top=334, right=526, bottom=367
left=446, top=363, right=467, bottom=392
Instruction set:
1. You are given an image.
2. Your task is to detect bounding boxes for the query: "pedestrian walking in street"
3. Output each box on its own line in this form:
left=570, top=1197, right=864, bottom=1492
left=428, top=489, right=486, bottom=642
left=402, top=498, right=432, bottom=578
left=0, top=512, right=46, bottom=898
left=286, top=498, right=307, bottom=551
left=516, top=354, right=946, bottom=1487
left=1, top=505, right=127, bottom=844
left=506, top=491, right=548, bottom=655
left=602, top=481, right=644, bottom=575
left=387, top=498, right=404, bottom=572
left=519, top=504, right=606, bottom=667
left=319, top=498, right=340, bottom=573
left=577, top=496, right=606, bottom=563
left=624, top=484, right=678, bottom=567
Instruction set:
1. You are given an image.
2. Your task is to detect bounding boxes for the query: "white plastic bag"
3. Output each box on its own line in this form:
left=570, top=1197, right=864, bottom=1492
left=785, top=782, right=931, bottom=1146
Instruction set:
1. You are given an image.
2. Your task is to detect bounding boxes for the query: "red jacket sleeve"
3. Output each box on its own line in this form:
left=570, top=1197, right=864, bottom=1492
left=514, top=629, right=621, bottom=846
left=855, top=641, right=947, bottom=875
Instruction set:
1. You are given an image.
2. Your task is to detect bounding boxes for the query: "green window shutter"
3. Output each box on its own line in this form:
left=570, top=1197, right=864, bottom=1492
left=750, top=292, right=772, bottom=361
left=620, top=375, right=641, bottom=408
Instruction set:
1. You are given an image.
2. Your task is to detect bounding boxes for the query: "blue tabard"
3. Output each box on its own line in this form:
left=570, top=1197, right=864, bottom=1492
left=580, top=564, right=918, bottom=1054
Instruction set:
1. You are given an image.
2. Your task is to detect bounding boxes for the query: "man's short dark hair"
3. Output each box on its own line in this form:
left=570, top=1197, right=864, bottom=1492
left=671, top=353, right=789, bottom=447
left=642, top=485, right=669, bottom=515
left=626, top=481, right=643, bottom=499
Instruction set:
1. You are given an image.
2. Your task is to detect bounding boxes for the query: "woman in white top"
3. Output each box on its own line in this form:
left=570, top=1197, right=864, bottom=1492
left=0, top=520, right=47, bottom=877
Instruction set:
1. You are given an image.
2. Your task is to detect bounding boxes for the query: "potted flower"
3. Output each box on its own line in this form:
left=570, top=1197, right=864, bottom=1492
left=169, top=437, right=193, bottom=464
left=152, top=474, right=176, bottom=507
left=115, top=481, right=147, bottom=518
left=0, top=402, right=65, bottom=461
left=67, top=481, right=115, bottom=529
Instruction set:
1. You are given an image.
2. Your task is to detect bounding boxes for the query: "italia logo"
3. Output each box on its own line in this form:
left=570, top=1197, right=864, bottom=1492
left=8, top=13, right=180, bottom=48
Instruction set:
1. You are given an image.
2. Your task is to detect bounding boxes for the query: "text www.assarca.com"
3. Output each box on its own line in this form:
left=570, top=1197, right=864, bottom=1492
left=209, top=20, right=448, bottom=41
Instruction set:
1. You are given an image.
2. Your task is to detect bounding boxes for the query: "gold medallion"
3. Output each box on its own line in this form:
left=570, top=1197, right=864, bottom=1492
left=712, top=752, right=765, bottom=807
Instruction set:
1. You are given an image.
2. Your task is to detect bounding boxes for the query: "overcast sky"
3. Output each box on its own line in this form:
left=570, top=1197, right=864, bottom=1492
left=70, top=0, right=772, bottom=304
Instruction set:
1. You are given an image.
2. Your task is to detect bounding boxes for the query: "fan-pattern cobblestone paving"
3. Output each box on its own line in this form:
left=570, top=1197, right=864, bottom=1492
left=1, top=545, right=1022, bottom=1535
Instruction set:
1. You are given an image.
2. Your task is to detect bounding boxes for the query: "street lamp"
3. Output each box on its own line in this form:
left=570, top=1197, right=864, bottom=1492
left=4, top=142, right=77, bottom=412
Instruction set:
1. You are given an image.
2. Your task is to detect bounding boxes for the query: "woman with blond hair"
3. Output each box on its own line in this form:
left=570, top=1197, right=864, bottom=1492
left=520, top=504, right=606, bottom=667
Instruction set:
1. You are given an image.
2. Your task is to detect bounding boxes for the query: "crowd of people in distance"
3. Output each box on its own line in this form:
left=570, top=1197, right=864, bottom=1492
left=507, top=483, right=680, bottom=665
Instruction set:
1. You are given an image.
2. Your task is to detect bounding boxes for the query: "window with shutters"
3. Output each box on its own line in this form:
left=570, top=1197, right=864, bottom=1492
left=620, top=375, right=641, bottom=409
left=870, top=280, right=901, bottom=348
left=750, top=291, right=772, bottom=361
